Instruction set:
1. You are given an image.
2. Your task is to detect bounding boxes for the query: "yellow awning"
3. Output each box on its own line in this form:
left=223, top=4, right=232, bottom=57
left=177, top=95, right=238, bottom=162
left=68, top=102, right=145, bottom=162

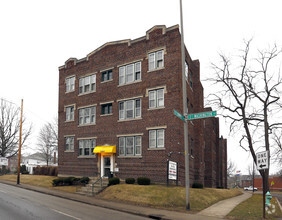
left=94, top=146, right=116, bottom=154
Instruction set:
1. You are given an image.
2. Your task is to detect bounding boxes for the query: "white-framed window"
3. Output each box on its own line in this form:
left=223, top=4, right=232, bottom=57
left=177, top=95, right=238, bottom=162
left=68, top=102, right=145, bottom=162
left=149, top=88, right=164, bottom=109
left=148, top=50, right=164, bottom=71
left=119, top=136, right=141, bottom=156
left=79, top=106, right=96, bottom=125
left=66, top=106, right=74, bottom=121
left=149, top=129, right=164, bottom=148
left=78, top=139, right=96, bottom=156
left=66, top=76, right=75, bottom=92
left=119, top=61, right=141, bottom=85
left=65, top=136, right=74, bottom=151
left=119, top=99, right=141, bottom=120
left=79, top=74, right=96, bottom=94
left=185, top=61, right=188, bottom=81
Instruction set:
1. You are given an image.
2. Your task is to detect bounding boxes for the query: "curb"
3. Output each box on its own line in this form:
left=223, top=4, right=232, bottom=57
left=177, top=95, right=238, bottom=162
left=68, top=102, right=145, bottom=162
left=0, top=181, right=155, bottom=219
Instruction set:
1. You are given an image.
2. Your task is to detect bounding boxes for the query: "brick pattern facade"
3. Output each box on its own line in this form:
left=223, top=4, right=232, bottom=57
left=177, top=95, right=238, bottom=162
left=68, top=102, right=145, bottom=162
left=58, top=25, right=227, bottom=187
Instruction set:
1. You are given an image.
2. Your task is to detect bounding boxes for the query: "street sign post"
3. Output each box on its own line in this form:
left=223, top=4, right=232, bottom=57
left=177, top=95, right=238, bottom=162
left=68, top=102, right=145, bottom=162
left=188, top=111, right=217, bottom=120
left=173, top=109, right=186, bottom=122
left=256, top=150, right=269, bottom=170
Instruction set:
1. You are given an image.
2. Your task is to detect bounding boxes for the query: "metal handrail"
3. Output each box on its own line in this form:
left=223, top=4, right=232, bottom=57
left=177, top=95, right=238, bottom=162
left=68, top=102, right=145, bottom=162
left=91, top=175, right=106, bottom=196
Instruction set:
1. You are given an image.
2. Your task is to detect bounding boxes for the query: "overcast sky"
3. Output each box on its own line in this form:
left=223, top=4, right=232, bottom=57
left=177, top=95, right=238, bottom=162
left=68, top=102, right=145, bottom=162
left=0, top=0, right=281, bottom=174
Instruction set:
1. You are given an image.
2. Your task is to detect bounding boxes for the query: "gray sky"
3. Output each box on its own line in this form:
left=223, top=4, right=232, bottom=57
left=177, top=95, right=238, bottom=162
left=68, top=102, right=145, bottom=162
left=0, top=0, right=281, bottom=174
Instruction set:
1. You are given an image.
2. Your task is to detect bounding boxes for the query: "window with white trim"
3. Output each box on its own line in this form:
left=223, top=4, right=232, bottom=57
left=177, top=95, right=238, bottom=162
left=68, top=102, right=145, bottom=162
left=119, top=99, right=141, bottom=120
left=119, top=136, right=141, bottom=156
left=149, top=129, right=164, bottom=148
left=78, top=139, right=96, bottom=156
left=185, top=61, right=188, bottom=81
left=79, top=74, right=96, bottom=94
left=65, top=136, right=74, bottom=151
left=149, top=88, right=164, bottom=109
left=148, top=50, right=164, bottom=71
left=66, top=76, right=75, bottom=92
left=119, top=61, right=141, bottom=85
left=79, top=106, right=96, bottom=125
left=66, top=106, right=74, bottom=121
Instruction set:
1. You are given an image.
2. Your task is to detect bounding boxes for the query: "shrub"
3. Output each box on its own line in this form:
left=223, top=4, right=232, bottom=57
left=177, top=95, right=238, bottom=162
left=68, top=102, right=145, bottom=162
left=108, top=177, right=120, bottom=186
left=125, top=178, right=135, bottom=184
left=137, top=177, right=150, bottom=185
left=80, top=177, right=90, bottom=185
left=192, top=183, right=203, bottom=188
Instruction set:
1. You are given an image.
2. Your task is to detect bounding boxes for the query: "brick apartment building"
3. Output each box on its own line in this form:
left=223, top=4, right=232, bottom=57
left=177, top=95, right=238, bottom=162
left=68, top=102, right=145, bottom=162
left=58, top=25, right=227, bottom=187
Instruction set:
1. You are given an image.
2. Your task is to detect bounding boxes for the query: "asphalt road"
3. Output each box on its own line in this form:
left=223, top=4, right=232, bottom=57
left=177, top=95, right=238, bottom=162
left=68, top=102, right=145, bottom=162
left=0, top=183, right=149, bottom=220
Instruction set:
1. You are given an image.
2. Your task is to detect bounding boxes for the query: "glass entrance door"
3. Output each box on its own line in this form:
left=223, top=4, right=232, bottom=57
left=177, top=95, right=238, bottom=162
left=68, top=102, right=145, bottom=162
left=103, top=156, right=111, bottom=178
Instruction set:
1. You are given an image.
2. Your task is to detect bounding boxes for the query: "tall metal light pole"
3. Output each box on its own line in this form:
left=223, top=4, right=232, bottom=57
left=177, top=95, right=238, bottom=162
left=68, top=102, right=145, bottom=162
left=180, top=0, right=190, bottom=210
left=17, top=99, right=23, bottom=185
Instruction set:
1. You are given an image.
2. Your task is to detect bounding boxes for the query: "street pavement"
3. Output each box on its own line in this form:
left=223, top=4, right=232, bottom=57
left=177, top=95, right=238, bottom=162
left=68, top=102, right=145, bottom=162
left=0, top=179, right=270, bottom=220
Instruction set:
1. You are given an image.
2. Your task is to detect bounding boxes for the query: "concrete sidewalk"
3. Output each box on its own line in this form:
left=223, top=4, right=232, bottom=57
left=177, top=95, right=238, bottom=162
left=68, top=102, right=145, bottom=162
left=0, top=179, right=247, bottom=220
left=197, top=191, right=252, bottom=219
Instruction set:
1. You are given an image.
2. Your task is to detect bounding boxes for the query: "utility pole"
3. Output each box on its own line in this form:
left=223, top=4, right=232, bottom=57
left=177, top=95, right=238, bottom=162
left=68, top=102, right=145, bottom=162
left=17, top=99, right=23, bottom=185
left=180, top=0, right=190, bottom=210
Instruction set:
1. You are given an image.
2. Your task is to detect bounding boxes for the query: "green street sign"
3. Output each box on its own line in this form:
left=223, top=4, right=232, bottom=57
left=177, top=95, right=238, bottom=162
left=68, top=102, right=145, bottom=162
left=174, top=109, right=186, bottom=122
left=187, top=111, right=217, bottom=120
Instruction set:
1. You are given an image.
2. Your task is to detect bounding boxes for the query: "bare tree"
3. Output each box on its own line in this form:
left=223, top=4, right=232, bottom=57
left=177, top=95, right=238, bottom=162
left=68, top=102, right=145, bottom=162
left=0, top=99, right=32, bottom=158
left=227, top=159, right=237, bottom=177
left=37, top=118, right=58, bottom=166
left=272, top=129, right=282, bottom=164
left=207, top=39, right=282, bottom=191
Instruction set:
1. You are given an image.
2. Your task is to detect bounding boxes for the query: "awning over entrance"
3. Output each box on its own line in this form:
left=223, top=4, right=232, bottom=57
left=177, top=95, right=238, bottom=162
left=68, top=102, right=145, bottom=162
left=94, top=146, right=116, bottom=154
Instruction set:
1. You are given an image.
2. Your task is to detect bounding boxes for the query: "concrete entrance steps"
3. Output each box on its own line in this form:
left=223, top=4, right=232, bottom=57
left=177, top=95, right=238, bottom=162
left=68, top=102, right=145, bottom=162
left=76, top=177, right=108, bottom=196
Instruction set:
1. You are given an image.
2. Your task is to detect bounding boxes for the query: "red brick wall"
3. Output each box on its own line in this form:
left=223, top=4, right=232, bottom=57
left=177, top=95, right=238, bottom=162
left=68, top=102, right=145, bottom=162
left=254, top=176, right=282, bottom=191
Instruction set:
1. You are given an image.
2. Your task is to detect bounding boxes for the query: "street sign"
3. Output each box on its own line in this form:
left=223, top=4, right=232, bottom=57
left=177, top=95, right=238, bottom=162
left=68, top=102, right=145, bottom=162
left=187, top=111, right=217, bottom=120
left=256, top=150, right=269, bottom=170
left=173, top=109, right=186, bottom=122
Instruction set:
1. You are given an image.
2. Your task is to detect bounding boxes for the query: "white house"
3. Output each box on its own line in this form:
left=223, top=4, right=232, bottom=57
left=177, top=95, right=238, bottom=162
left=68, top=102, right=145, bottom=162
left=21, top=152, right=58, bottom=174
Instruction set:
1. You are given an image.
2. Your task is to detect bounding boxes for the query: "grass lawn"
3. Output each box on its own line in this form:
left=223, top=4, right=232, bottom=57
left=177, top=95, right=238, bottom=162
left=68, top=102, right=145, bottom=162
left=97, top=184, right=242, bottom=212
left=227, top=194, right=282, bottom=219
left=0, top=174, right=79, bottom=193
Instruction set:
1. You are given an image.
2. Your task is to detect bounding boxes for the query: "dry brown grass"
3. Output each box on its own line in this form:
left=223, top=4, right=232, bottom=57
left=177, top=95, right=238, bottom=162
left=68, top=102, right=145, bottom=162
left=0, top=174, right=78, bottom=193
left=97, top=184, right=242, bottom=211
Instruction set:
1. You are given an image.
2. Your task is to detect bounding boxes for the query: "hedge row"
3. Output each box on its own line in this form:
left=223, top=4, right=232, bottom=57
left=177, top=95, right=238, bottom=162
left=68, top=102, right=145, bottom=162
left=52, top=176, right=90, bottom=186
left=108, top=177, right=151, bottom=186
left=33, top=166, right=58, bottom=176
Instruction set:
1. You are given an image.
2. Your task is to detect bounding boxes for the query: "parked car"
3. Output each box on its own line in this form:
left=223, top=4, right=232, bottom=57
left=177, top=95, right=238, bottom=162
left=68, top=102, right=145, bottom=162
left=244, top=186, right=258, bottom=191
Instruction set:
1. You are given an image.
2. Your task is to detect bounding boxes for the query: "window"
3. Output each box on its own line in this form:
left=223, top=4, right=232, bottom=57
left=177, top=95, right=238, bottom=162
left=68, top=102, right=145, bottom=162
left=65, top=136, right=74, bottom=151
left=119, top=61, right=141, bottom=85
left=79, top=106, right=96, bottom=125
left=79, top=139, right=96, bottom=156
left=190, top=138, right=194, bottom=156
left=119, top=136, right=142, bottom=156
left=190, top=71, right=193, bottom=88
left=185, top=61, right=188, bottom=81
left=66, top=106, right=74, bottom=121
left=79, top=74, right=96, bottom=94
left=101, top=69, right=113, bottom=82
left=148, top=50, right=164, bottom=71
left=119, top=99, right=141, bottom=120
left=149, top=88, right=164, bottom=108
left=149, top=129, right=164, bottom=148
left=66, top=76, right=75, bottom=92
left=101, top=103, right=112, bottom=115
